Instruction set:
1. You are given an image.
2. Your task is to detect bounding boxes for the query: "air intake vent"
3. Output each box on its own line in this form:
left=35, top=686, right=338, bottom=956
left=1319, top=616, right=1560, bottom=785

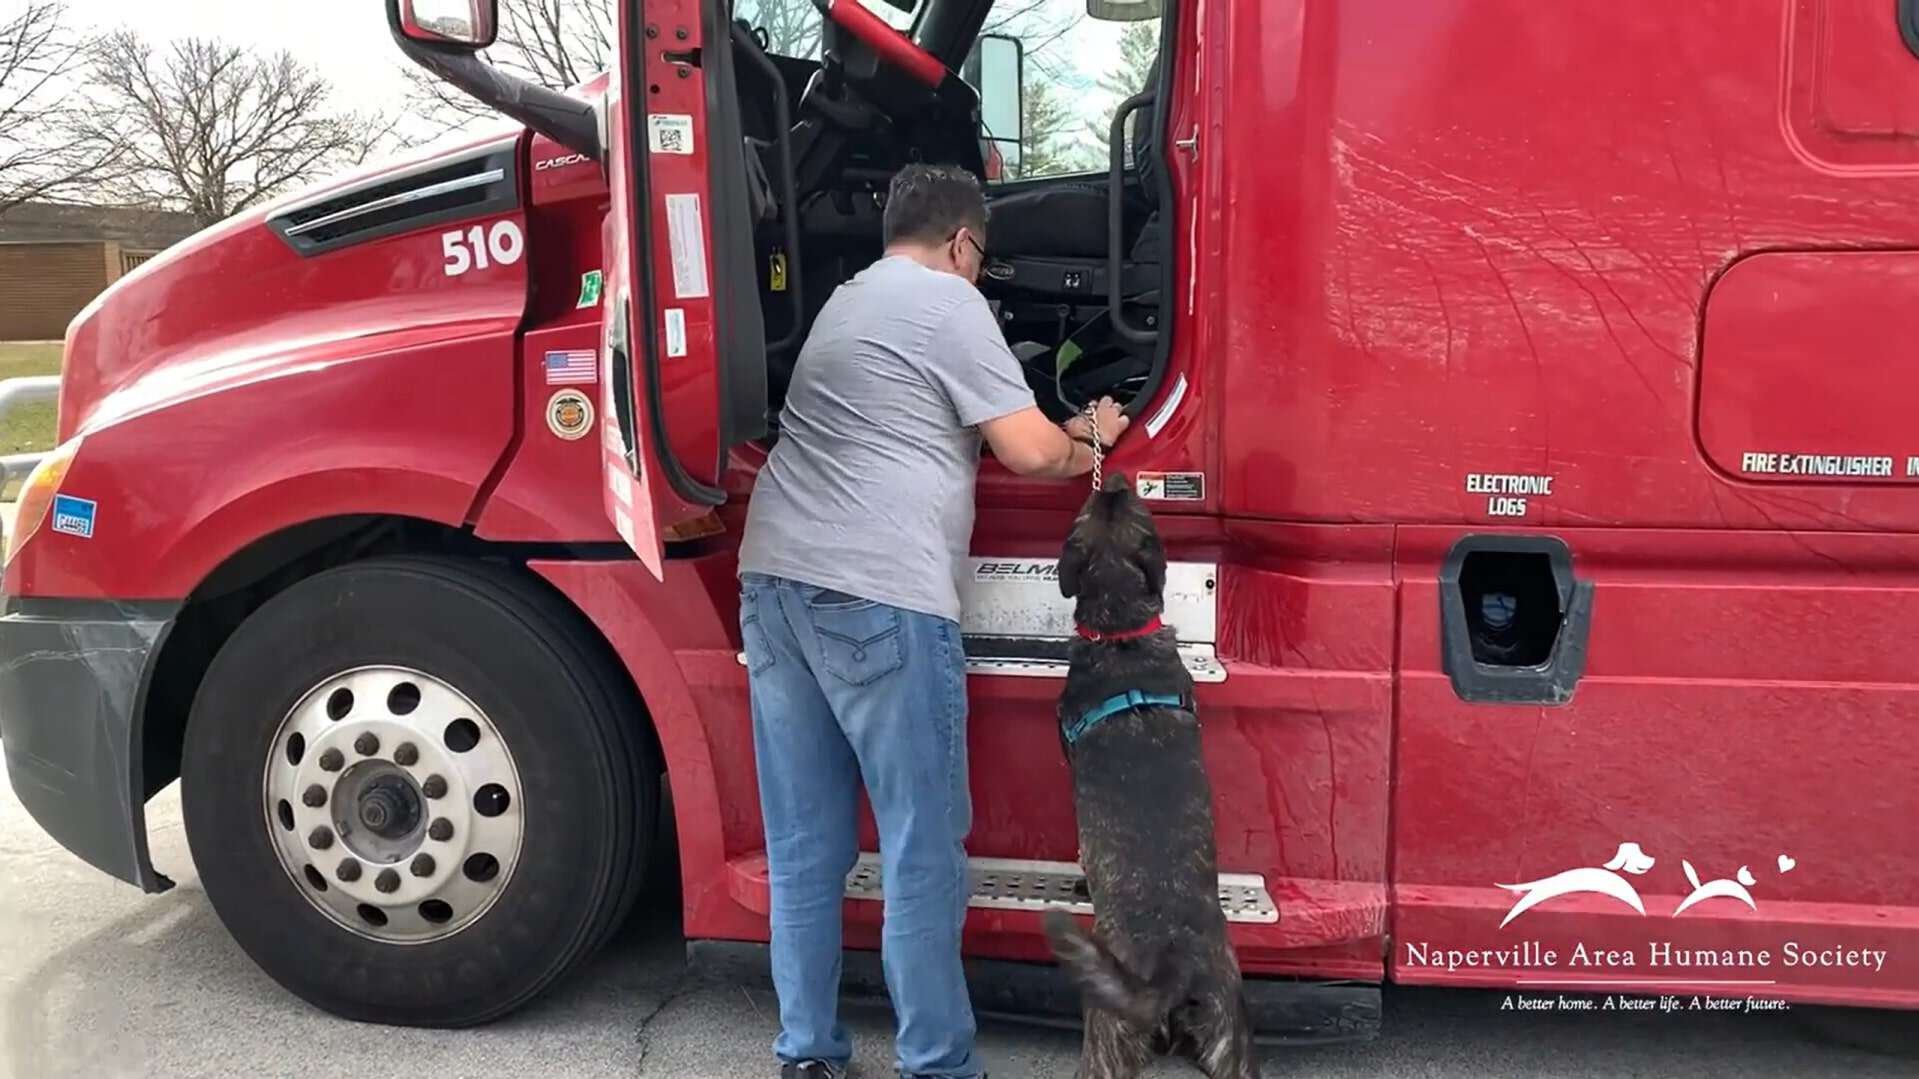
left=269, top=139, right=519, bottom=258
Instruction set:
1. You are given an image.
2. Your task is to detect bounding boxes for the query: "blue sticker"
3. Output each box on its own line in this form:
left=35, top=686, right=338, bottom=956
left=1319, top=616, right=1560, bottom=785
left=51, top=494, right=96, bottom=539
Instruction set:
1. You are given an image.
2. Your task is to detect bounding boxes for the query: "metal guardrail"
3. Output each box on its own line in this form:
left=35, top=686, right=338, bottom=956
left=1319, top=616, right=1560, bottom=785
left=0, top=376, right=62, bottom=493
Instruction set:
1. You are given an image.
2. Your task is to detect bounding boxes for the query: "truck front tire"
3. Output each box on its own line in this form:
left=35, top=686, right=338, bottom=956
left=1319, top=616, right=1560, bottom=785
left=180, top=556, right=657, bottom=1026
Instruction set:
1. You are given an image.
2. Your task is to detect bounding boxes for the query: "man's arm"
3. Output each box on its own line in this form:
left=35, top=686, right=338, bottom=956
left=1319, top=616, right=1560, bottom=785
left=924, top=293, right=1129, bottom=475
left=979, top=407, right=1099, bottom=478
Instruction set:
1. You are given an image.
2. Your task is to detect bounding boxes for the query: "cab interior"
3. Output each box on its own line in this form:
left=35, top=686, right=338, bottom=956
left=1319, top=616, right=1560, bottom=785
left=705, top=0, right=1177, bottom=445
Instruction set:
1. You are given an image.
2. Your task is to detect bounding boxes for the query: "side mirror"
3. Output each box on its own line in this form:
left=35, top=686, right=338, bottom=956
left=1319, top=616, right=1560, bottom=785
left=1087, top=0, right=1162, bottom=20
left=397, top=0, right=499, bottom=49
left=966, top=34, right=1024, bottom=179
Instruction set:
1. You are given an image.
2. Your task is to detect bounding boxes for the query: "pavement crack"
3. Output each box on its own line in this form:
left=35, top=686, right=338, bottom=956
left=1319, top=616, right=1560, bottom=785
left=633, top=967, right=699, bottom=1076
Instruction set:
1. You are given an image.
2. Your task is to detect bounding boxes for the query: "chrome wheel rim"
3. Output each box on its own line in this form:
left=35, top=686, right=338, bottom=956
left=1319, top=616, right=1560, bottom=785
left=262, top=666, right=524, bottom=944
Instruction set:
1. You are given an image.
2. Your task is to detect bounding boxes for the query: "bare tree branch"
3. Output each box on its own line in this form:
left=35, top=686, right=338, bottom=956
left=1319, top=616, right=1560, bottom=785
left=80, top=31, right=399, bottom=226
left=0, top=1, right=129, bottom=215
left=402, top=0, right=614, bottom=139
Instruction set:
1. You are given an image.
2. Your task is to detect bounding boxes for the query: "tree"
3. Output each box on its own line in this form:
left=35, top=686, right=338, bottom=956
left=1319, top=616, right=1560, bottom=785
left=403, top=0, right=824, bottom=138
left=1017, top=75, right=1089, bottom=179
left=736, top=0, right=824, bottom=58
left=403, top=0, right=614, bottom=135
left=81, top=32, right=395, bottom=226
left=1084, top=20, right=1158, bottom=166
left=0, top=2, right=125, bottom=215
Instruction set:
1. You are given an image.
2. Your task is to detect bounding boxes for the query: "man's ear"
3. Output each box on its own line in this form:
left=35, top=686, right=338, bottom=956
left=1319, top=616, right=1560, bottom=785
left=1058, top=531, right=1090, bottom=599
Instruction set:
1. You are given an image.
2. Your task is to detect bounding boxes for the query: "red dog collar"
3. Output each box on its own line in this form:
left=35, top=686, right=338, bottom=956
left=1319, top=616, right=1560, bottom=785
left=1074, top=616, right=1164, bottom=642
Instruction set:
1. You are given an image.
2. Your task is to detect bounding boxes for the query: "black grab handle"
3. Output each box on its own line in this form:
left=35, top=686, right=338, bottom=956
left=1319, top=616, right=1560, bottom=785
left=733, top=23, right=806, bottom=355
left=1108, top=90, right=1158, bottom=347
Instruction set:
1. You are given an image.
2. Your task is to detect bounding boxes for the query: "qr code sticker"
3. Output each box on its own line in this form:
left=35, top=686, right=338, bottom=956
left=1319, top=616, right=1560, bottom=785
left=649, top=114, right=694, bottom=155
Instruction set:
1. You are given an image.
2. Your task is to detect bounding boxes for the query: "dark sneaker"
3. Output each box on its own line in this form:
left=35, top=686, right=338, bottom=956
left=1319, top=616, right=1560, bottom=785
left=780, top=1061, right=845, bottom=1079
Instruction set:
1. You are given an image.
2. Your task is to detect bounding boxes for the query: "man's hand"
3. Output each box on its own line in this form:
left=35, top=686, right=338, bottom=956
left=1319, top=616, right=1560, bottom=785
left=1063, top=398, right=1129, bottom=448
left=982, top=397, right=1131, bottom=479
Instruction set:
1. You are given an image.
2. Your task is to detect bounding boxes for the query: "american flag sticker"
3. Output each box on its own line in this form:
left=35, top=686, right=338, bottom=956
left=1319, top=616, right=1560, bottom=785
left=544, top=349, right=597, bottom=385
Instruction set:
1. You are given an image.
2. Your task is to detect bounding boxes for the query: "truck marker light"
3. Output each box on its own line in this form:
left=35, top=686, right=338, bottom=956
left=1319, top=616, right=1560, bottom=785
left=663, top=511, right=723, bottom=542
left=5, top=436, right=82, bottom=565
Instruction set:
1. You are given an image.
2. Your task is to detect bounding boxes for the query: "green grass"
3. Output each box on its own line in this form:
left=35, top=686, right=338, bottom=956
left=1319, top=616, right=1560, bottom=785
left=0, top=341, right=62, bottom=458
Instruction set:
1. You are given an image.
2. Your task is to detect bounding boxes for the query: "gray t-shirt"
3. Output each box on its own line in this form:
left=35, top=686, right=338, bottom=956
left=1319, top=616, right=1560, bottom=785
left=737, top=255, right=1037, bottom=622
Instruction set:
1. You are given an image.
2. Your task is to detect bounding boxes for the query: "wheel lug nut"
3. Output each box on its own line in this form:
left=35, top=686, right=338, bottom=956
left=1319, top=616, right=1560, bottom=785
left=394, top=742, right=419, bottom=766
left=422, top=775, right=447, bottom=799
left=337, top=859, right=362, bottom=883
left=376, top=869, right=401, bottom=893
left=318, top=748, right=344, bottom=772
left=308, top=827, right=334, bottom=850
left=411, top=854, right=436, bottom=878
left=355, top=733, right=380, bottom=756
left=301, top=784, right=327, bottom=808
left=428, top=818, right=453, bottom=841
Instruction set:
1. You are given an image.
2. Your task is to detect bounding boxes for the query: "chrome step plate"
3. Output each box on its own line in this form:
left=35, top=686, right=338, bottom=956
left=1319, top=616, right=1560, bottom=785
left=963, top=644, right=1227, bottom=684
left=844, top=853, right=1279, bottom=925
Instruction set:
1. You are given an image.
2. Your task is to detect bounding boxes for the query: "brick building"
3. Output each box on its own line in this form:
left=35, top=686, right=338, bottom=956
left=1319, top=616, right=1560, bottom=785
left=0, top=203, right=200, bottom=340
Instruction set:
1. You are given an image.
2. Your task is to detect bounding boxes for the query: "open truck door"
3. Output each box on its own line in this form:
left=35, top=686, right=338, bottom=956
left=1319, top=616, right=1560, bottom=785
left=599, top=0, right=770, bottom=576
left=390, top=0, right=769, bottom=579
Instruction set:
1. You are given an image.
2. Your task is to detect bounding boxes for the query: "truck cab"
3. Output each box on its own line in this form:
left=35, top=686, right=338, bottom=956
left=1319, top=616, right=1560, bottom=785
left=2, top=0, right=1916, bottom=1036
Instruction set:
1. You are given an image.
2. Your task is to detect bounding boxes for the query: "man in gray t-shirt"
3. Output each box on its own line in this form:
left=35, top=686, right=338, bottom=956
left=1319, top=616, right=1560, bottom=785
left=736, top=165, right=1126, bottom=1079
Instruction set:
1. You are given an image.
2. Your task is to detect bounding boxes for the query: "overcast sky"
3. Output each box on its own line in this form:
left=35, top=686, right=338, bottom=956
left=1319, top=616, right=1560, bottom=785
left=67, top=0, right=411, bottom=111
left=58, top=0, right=1144, bottom=161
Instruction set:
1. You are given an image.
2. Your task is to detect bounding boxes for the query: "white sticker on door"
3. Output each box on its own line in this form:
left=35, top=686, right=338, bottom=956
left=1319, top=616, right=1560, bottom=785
left=664, top=193, right=710, bottom=299
left=664, top=308, right=687, bottom=358
left=649, top=114, right=695, bottom=155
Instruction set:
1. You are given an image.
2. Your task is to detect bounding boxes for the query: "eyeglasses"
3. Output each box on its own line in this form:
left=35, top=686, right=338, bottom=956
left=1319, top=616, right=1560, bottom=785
left=957, top=231, right=985, bottom=261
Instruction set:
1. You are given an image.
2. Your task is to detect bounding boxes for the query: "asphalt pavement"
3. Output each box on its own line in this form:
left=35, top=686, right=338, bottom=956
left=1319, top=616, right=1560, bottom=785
left=1, top=766, right=1911, bottom=1078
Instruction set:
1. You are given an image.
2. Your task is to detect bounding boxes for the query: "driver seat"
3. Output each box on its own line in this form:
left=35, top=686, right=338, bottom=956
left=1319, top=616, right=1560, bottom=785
left=980, top=53, right=1164, bottom=294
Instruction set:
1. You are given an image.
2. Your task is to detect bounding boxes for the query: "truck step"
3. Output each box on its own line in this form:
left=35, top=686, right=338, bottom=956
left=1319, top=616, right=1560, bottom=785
left=844, top=852, right=1278, bottom=924
left=723, top=853, right=1385, bottom=949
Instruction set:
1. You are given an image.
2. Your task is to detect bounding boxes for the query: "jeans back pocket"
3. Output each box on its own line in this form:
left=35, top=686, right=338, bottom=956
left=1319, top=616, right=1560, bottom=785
left=806, top=590, right=904, bottom=686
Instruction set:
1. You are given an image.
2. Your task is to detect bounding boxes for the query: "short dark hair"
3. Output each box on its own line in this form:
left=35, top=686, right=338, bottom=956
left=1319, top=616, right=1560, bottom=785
left=881, top=163, right=987, bottom=248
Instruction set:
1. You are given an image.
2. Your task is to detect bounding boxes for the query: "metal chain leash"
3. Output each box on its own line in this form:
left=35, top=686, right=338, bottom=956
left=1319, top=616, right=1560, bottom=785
left=1081, top=400, right=1103, bottom=492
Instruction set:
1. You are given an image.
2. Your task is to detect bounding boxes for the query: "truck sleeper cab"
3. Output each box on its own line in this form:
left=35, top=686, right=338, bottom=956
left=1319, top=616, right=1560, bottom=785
left=2, top=0, right=1917, bottom=1044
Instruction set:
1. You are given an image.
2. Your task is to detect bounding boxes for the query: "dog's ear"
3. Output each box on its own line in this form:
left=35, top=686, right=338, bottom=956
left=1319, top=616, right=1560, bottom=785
left=1058, top=528, right=1091, bottom=599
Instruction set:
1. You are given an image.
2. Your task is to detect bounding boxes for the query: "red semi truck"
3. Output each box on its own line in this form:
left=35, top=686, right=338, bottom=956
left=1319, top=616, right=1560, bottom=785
left=3, top=0, right=1918, bottom=1038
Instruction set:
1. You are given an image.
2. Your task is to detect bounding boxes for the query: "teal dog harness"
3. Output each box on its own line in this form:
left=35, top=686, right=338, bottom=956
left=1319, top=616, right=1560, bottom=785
left=1063, top=689, right=1190, bottom=746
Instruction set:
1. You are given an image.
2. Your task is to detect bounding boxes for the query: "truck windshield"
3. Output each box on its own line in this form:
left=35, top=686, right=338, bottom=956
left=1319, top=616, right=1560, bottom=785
left=735, top=0, right=920, bottom=59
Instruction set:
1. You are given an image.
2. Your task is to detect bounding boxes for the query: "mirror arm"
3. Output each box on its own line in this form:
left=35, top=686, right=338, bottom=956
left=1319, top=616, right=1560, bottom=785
left=386, top=1, right=603, bottom=161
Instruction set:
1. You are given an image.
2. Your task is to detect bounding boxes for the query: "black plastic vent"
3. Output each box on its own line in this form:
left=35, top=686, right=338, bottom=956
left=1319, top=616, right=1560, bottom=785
left=1439, top=534, right=1594, bottom=705
left=269, top=141, right=519, bottom=258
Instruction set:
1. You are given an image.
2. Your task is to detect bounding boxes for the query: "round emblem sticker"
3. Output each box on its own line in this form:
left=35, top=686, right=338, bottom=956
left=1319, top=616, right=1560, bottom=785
left=547, top=389, right=594, bottom=441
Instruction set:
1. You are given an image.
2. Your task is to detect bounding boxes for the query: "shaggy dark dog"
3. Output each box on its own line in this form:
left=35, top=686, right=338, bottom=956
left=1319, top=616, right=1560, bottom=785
left=1042, top=474, right=1259, bottom=1079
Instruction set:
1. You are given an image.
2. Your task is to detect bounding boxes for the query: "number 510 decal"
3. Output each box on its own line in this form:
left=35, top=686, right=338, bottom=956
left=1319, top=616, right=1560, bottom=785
left=442, top=220, right=526, bottom=277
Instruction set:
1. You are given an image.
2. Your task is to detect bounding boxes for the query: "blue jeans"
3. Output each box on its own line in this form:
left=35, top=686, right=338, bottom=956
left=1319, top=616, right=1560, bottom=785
left=739, top=573, right=980, bottom=1078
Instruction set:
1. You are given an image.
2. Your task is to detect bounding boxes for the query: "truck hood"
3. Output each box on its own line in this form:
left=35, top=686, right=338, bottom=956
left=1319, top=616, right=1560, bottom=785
left=57, top=109, right=561, bottom=440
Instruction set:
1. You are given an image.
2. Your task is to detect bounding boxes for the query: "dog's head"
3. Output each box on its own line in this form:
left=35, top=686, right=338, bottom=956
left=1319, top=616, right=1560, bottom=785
left=1057, top=473, right=1168, bottom=631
